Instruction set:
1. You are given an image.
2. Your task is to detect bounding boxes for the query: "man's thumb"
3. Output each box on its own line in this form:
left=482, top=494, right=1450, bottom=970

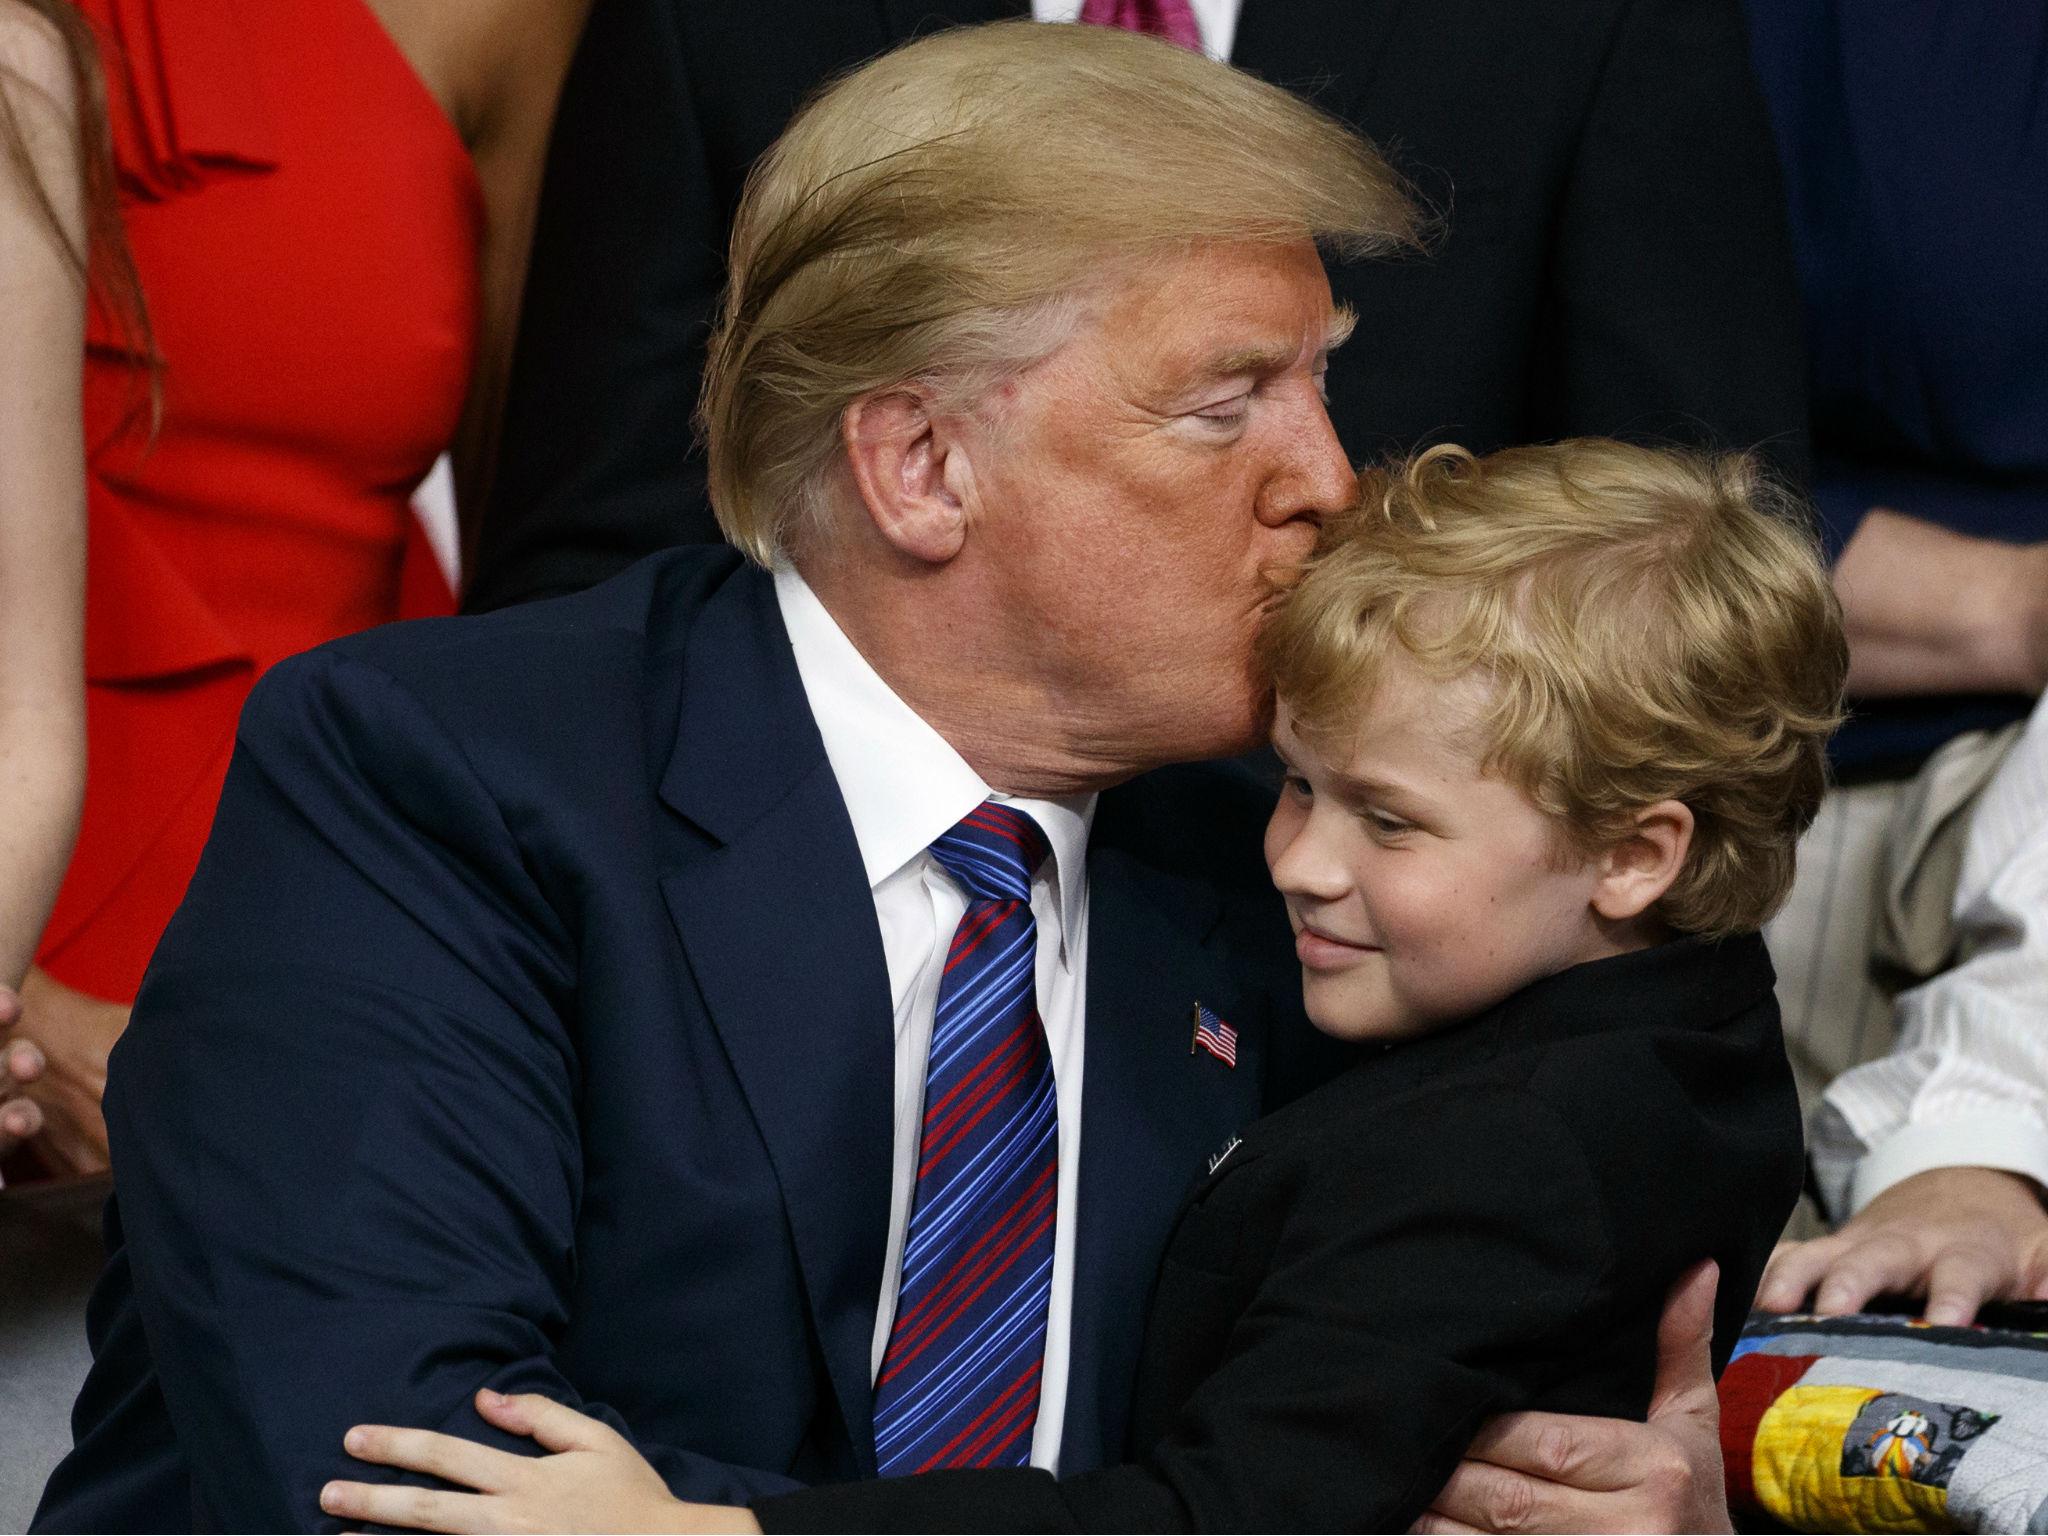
left=1651, top=1259, right=1721, bottom=1419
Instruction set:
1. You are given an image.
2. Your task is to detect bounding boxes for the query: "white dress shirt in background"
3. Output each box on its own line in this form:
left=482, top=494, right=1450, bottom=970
left=1811, top=697, right=2048, bottom=1219
left=774, top=566, right=1095, bottom=1473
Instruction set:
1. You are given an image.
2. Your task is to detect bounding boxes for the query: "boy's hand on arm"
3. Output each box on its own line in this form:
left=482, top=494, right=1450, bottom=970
left=1412, top=1262, right=1732, bottom=1534
left=321, top=1392, right=762, bottom=1535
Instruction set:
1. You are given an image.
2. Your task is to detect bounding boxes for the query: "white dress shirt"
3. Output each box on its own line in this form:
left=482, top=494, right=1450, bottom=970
left=1811, top=696, right=2048, bottom=1218
left=1031, top=0, right=1244, bottom=61
left=774, top=567, right=1095, bottom=1472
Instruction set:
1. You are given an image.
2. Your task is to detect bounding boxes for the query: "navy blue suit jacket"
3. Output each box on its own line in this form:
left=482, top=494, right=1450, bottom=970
left=35, top=550, right=1330, bottom=1532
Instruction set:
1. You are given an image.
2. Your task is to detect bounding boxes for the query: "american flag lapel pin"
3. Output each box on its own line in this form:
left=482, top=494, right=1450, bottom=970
left=1190, top=1003, right=1238, bottom=1068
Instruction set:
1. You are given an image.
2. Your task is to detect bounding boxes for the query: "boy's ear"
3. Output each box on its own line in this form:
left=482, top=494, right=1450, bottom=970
left=841, top=389, right=973, bottom=564
left=1589, top=800, right=1694, bottom=923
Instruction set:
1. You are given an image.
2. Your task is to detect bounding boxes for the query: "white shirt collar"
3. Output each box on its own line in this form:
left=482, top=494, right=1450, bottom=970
left=773, top=566, right=1094, bottom=938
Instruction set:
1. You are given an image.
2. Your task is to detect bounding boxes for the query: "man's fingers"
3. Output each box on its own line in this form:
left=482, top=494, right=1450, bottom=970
left=1409, top=1511, right=1486, bottom=1534
left=1426, top=1452, right=1580, bottom=1534
left=319, top=1478, right=490, bottom=1534
left=1755, top=1239, right=1836, bottom=1312
left=1461, top=1413, right=1629, bottom=1494
left=477, top=1390, right=618, bottom=1454
left=1923, top=1246, right=2004, bottom=1327
left=343, top=1424, right=524, bottom=1495
left=1811, top=1237, right=1918, bottom=1315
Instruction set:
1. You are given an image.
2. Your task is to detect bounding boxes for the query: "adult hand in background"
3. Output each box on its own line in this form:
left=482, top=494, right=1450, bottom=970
left=0, top=985, right=48, bottom=1159
left=0, top=966, right=123, bottom=1176
left=1413, top=1261, right=1732, bottom=1533
left=1757, top=1166, right=2048, bottom=1326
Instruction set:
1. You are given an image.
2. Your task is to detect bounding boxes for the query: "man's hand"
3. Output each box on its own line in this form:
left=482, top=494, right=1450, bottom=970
left=1757, top=1167, right=2048, bottom=1326
left=321, top=1390, right=760, bottom=1534
left=0, top=966, right=124, bottom=1176
left=1413, top=1261, right=1732, bottom=1534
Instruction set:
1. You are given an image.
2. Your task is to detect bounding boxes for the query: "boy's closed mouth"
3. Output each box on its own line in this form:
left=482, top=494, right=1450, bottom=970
left=1294, top=921, right=1381, bottom=968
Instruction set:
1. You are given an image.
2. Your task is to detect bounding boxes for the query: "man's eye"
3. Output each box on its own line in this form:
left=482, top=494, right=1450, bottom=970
left=1193, top=396, right=1250, bottom=426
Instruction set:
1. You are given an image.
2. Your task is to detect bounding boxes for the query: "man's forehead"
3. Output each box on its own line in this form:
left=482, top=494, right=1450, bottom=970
left=1191, top=306, right=1357, bottom=379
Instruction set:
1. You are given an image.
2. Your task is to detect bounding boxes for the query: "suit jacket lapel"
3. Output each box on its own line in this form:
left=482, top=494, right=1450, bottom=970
left=656, top=567, right=895, bottom=1476
left=1060, top=829, right=1268, bottom=1472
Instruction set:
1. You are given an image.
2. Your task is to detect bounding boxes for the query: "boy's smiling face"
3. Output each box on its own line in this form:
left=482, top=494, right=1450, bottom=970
left=1264, top=658, right=1644, bottom=1042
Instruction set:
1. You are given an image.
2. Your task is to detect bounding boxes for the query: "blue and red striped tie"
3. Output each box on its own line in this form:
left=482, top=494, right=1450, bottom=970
left=871, top=801, right=1059, bottom=1474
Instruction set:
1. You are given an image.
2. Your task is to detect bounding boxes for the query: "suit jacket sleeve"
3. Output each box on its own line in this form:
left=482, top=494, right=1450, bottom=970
left=756, top=1086, right=1651, bottom=1534
left=103, top=647, right=802, bottom=1529
left=1543, top=0, right=1811, bottom=489
left=465, top=0, right=725, bottom=612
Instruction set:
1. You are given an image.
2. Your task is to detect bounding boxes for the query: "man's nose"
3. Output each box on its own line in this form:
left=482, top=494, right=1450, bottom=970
left=1256, top=384, right=1359, bottom=528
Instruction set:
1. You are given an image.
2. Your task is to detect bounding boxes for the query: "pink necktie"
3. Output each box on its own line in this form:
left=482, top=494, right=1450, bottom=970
left=1077, top=0, right=1204, bottom=53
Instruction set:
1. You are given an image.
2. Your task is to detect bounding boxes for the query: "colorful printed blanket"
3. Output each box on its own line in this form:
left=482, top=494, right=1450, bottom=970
left=1722, top=1310, right=2048, bottom=1532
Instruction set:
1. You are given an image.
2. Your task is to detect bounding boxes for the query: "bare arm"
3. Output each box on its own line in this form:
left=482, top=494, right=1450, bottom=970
left=0, top=6, right=88, bottom=993
left=1832, top=507, right=2048, bottom=699
left=358, top=0, right=591, bottom=573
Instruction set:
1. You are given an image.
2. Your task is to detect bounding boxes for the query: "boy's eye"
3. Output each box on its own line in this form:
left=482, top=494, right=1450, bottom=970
left=1361, top=809, right=1412, bottom=838
left=1281, top=773, right=1313, bottom=802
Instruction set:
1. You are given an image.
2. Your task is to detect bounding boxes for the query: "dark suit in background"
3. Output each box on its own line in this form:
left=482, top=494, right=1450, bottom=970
left=33, top=552, right=1329, bottom=1531
left=467, top=0, right=1809, bottom=612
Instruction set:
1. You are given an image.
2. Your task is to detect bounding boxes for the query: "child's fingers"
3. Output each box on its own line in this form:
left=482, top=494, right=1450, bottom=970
left=320, top=1478, right=492, bottom=1533
left=342, top=1423, right=525, bottom=1494
left=477, top=1389, right=622, bottom=1454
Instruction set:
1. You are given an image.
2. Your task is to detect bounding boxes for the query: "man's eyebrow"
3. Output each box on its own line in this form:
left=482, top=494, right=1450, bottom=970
left=1323, top=304, right=1357, bottom=355
left=1195, top=307, right=1359, bottom=382
left=1197, top=344, right=1296, bottom=381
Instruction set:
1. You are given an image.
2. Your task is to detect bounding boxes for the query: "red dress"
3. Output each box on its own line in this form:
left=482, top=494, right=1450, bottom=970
left=36, top=0, right=481, bottom=1003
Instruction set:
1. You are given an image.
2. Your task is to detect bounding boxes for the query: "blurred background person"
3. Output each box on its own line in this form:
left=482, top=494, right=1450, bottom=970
left=0, top=0, right=106, bottom=1154
left=468, top=0, right=1810, bottom=612
left=1742, top=0, right=2048, bottom=1322
left=0, top=0, right=592, bottom=1184
left=0, top=1, right=144, bottom=1520
left=0, top=0, right=590, bottom=1523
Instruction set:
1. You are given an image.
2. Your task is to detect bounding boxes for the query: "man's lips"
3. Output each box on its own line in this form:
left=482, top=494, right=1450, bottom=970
left=1294, top=923, right=1380, bottom=971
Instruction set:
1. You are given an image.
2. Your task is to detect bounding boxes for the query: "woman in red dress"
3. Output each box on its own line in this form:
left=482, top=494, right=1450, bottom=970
left=0, top=0, right=589, bottom=1176
left=0, top=0, right=103, bottom=1156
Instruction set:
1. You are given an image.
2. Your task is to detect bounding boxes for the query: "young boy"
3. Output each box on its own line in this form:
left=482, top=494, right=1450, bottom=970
left=322, top=440, right=1846, bottom=1533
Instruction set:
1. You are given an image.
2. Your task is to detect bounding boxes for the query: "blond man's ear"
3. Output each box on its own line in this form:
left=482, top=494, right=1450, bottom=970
left=840, top=389, right=978, bottom=566
left=1590, top=800, right=1694, bottom=924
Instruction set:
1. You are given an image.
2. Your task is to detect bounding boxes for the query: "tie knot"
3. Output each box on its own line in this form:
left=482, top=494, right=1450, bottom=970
left=929, top=802, right=1051, bottom=904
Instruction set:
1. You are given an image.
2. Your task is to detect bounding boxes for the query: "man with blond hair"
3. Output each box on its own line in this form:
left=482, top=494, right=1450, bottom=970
left=41, top=25, right=1731, bottom=1533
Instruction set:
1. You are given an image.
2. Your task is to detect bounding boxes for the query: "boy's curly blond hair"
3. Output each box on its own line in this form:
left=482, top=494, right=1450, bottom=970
left=1259, top=440, right=1848, bottom=937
